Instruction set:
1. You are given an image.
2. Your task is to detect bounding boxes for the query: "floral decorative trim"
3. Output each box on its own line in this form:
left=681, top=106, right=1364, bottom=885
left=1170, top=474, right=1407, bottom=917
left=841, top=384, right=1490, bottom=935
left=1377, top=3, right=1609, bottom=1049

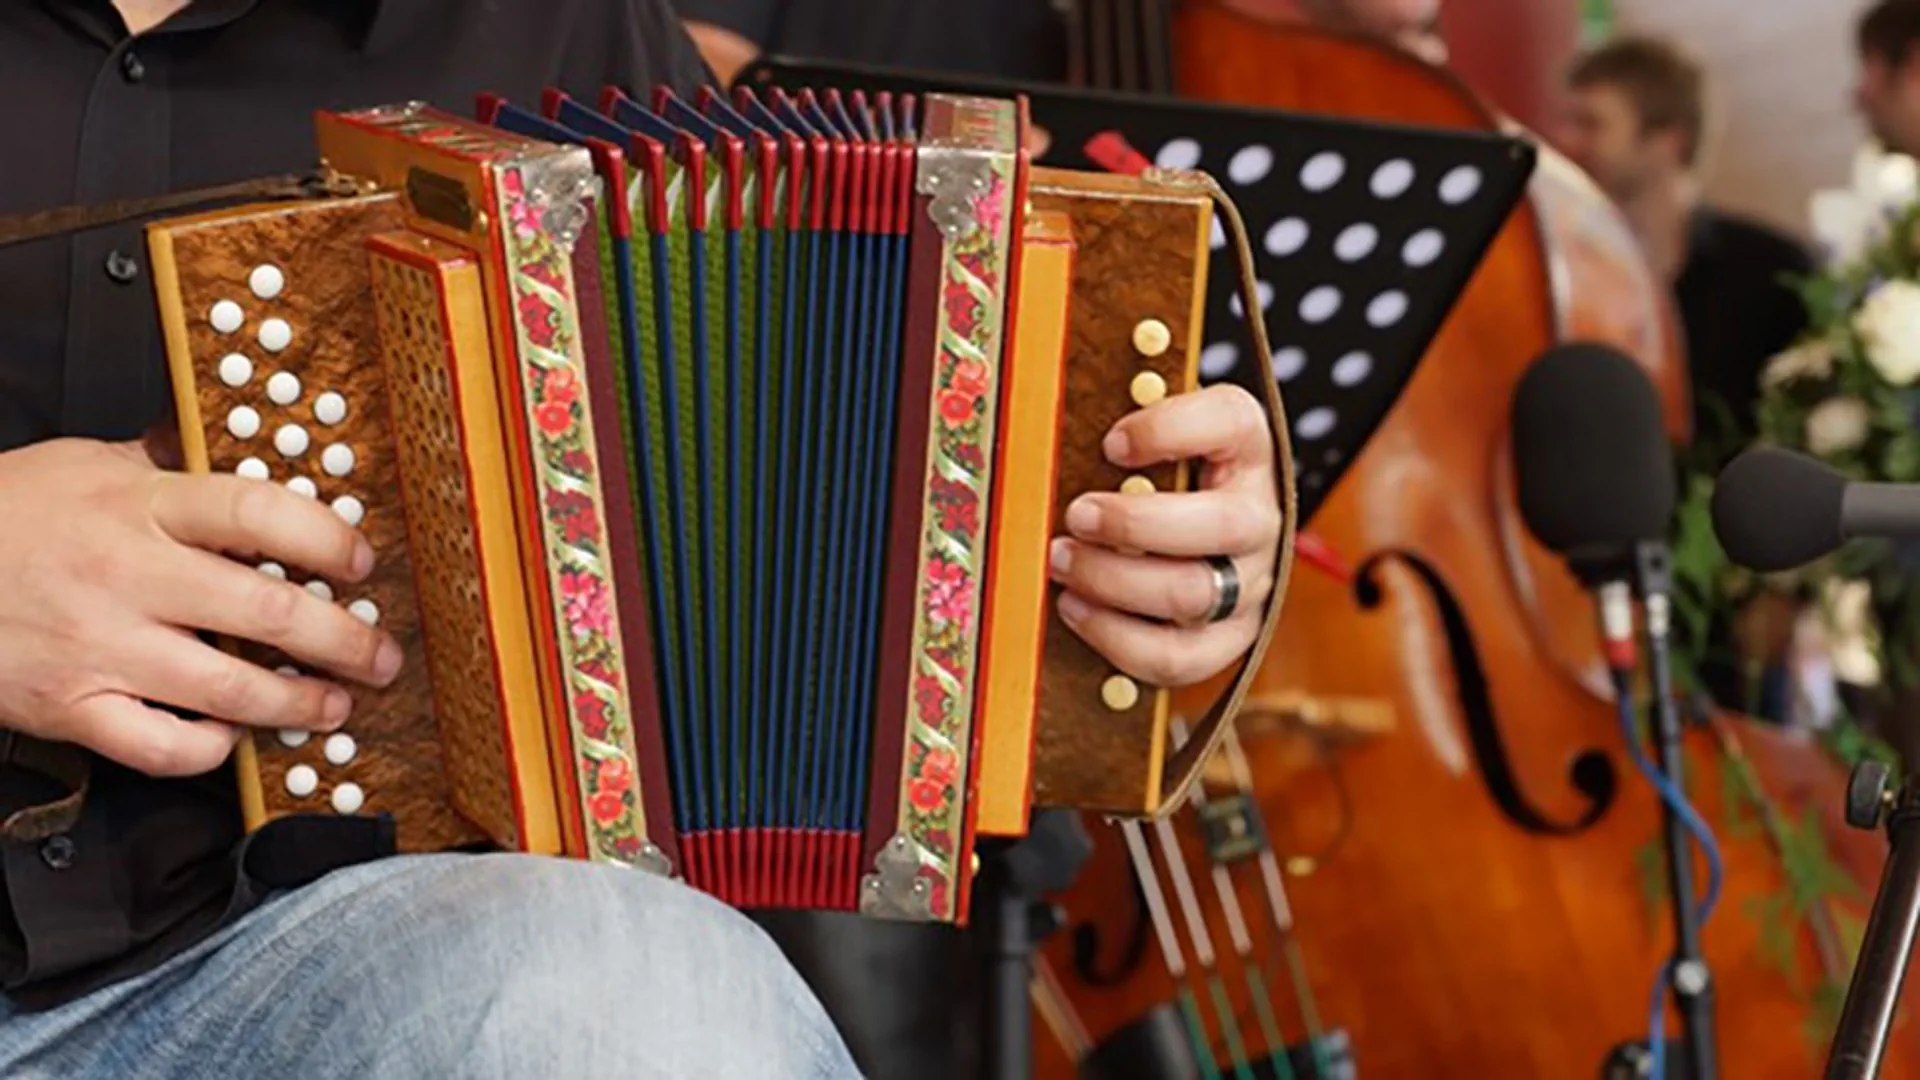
left=494, top=161, right=654, bottom=868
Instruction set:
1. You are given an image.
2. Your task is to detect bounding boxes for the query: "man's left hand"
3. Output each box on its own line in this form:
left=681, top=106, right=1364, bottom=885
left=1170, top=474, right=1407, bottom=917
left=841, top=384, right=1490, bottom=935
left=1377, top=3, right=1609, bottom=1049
left=1049, top=383, right=1283, bottom=688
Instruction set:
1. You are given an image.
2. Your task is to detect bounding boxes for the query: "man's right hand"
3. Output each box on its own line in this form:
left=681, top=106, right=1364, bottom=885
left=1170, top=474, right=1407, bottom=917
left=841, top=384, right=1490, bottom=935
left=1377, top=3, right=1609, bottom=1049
left=0, top=438, right=401, bottom=778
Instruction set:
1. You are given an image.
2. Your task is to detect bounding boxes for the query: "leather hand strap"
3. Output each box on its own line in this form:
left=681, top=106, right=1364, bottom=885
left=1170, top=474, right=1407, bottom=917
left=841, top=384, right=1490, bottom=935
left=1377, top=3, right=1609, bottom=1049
left=0, top=170, right=371, bottom=249
left=1143, top=168, right=1299, bottom=813
left=0, top=733, right=90, bottom=843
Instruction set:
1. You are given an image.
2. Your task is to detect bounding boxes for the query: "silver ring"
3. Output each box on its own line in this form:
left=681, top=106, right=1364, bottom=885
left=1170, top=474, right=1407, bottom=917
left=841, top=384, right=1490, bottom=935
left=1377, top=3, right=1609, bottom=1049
left=1202, top=555, right=1240, bottom=623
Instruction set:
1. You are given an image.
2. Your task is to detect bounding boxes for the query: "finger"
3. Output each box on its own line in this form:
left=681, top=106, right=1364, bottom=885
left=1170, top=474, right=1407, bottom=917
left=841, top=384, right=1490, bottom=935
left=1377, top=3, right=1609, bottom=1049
left=142, top=548, right=402, bottom=690
left=148, top=471, right=374, bottom=583
left=111, top=625, right=355, bottom=731
left=1103, top=383, right=1273, bottom=479
left=1050, top=539, right=1272, bottom=624
left=63, top=691, right=243, bottom=778
left=1063, top=488, right=1280, bottom=559
left=1056, top=591, right=1260, bottom=689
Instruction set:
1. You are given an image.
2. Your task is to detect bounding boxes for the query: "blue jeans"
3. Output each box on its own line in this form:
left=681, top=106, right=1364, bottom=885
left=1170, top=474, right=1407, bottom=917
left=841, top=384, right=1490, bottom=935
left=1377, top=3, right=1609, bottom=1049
left=0, top=852, right=863, bottom=1078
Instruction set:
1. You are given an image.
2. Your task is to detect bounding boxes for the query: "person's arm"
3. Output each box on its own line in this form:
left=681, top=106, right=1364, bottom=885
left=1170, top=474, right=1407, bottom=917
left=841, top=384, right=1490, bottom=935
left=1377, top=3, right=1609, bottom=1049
left=671, top=0, right=783, bottom=86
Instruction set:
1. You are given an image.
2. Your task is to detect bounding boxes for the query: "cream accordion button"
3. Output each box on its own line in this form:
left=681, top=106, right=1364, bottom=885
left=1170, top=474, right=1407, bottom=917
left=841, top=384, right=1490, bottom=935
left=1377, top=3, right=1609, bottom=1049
left=1131, top=318, right=1171, bottom=358
left=209, top=300, right=244, bottom=334
left=218, top=353, right=253, bottom=387
left=285, top=764, right=319, bottom=798
left=1120, top=475, right=1155, bottom=496
left=1129, top=372, right=1167, bottom=407
left=1101, top=674, right=1140, bottom=711
left=266, top=372, right=301, bottom=406
left=331, top=783, right=366, bottom=814
left=249, top=264, right=285, bottom=300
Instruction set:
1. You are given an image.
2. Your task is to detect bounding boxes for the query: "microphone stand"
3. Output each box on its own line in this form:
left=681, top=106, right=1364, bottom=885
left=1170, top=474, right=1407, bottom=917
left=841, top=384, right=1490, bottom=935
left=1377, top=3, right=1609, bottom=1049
left=1630, top=541, right=1720, bottom=1080
left=976, top=807, right=1093, bottom=1080
left=1824, top=760, right=1920, bottom=1078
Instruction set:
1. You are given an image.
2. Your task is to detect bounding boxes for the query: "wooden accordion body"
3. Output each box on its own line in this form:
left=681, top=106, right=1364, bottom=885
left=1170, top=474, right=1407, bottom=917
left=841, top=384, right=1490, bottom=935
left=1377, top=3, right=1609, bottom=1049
left=148, top=89, right=1293, bottom=923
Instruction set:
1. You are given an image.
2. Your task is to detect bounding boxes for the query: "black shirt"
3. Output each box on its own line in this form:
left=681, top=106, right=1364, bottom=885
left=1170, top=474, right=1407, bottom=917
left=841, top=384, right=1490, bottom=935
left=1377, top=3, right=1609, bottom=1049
left=0, top=0, right=709, bottom=1010
left=676, top=0, right=1070, bottom=83
left=1672, top=206, right=1816, bottom=464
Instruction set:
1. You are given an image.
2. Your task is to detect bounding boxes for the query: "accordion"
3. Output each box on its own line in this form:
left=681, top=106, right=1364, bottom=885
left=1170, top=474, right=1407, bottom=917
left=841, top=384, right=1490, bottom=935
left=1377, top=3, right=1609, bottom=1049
left=145, top=86, right=1297, bottom=922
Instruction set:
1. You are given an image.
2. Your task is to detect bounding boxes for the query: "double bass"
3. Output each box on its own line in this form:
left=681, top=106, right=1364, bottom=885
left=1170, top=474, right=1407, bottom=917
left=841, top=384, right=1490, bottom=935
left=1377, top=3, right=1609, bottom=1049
left=1032, top=6, right=1920, bottom=1078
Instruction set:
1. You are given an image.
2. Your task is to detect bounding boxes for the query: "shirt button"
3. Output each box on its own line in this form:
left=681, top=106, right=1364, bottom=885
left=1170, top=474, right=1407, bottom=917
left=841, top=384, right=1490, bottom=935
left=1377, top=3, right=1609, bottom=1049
left=105, top=250, right=140, bottom=284
left=39, top=835, right=76, bottom=871
left=121, top=50, right=145, bottom=83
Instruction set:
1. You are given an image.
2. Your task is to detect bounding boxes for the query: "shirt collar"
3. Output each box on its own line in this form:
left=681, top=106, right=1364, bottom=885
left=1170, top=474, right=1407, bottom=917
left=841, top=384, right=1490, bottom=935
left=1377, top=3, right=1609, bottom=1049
left=37, top=0, right=384, bottom=48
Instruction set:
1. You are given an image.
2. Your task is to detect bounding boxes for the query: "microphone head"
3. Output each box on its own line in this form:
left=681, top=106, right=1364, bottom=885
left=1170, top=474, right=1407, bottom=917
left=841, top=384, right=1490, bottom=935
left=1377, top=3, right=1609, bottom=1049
left=1710, top=446, right=1847, bottom=572
left=1510, top=342, right=1676, bottom=575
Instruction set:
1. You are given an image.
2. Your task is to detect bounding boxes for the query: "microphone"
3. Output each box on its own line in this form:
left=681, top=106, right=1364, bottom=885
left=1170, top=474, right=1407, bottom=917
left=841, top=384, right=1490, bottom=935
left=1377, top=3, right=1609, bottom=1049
left=1712, top=445, right=1920, bottom=573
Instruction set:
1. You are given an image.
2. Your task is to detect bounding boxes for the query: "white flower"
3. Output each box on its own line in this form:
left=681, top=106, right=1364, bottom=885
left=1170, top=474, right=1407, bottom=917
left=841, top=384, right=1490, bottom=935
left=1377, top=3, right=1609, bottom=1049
left=1853, top=279, right=1920, bottom=385
left=1760, top=341, right=1835, bottom=389
left=1805, top=396, right=1872, bottom=455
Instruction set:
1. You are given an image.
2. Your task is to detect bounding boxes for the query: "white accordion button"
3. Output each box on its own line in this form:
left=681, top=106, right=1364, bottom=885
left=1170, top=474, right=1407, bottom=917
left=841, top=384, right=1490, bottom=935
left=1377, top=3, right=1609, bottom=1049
left=304, top=580, right=335, bottom=602
left=314, top=392, right=347, bottom=426
left=227, top=406, right=261, bottom=439
left=285, top=764, right=319, bottom=798
left=332, top=495, right=365, bottom=527
left=274, top=424, right=309, bottom=457
left=218, top=353, right=253, bottom=387
left=347, top=599, right=379, bottom=626
left=324, top=733, right=357, bottom=766
left=266, top=372, right=301, bottom=406
left=277, top=729, right=310, bottom=748
left=331, top=783, right=365, bottom=815
left=287, top=476, right=318, bottom=499
left=249, top=264, right=285, bottom=300
left=257, top=561, right=286, bottom=580
left=321, top=444, right=355, bottom=477
left=209, top=300, right=244, bottom=334
left=258, top=318, right=292, bottom=353
left=236, top=457, right=269, bottom=480
left=1131, top=319, right=1171, bottom=358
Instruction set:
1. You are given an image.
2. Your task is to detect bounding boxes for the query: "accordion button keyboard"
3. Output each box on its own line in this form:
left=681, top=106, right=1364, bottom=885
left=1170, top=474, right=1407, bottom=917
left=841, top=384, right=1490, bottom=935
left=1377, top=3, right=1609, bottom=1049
left=236, top=457, right=269, bottom=480
left=258, top=318, right=293, bottom=353
left=273, top=423, right=309, bottom=457
left=209, top=300, right=244, bottom=334
left=304, top=580, right=334, bottom=602
left=346, top=599, right=378, bottom=626
left=1129, top=371, right=1167, bottom=407
left=324, top=733, right=356, bottom=766
left=248, top=264, right=286, bottom=300
left=330, top=495, right=364, bottom=527
left=320, top=444, right=354, bottom=477
left=265, top=371, right=301, bottom=406
left=313, top=392, right=347, bottom=426
left=1101, top=675, right=1141, bottom=712
left=218, top=353, right=253, bottom=387
left=286, top=477, right=317, bottom=499
left=1120, top=475, right=1156, bottom=496
left=226, top=406, right=261, bottom=440
left=285, top=764, right=318, bottom=798
left=257, top=561, right=285, bottom=579
left=331, top=783, right=365, bottom=815
left=1131, top=318, right=1171, bottom=357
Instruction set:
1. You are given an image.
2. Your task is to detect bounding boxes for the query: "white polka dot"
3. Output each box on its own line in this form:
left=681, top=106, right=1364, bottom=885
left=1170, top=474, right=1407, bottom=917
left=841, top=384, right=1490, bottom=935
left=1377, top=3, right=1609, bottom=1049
left=1300, top=152, right=1345, bottom=192
left=218, top=353, right=253, bottom=387
left=1334, top=223, right=1378, bottom=262
left=1270, top=347, right=1306, bottom=382
left=321, top=444, right=355, bottom=477
left=1332, top=351, right=1374, bottom=386
left=1264, top=217, right=1309, bottom=257
left=1297, top=407, right=1337, bottom=440
left=1370, top=159, right=1415, bottom=199
left=332, top=496, right=365, bottom=527
left=287, top=476, right=318, bottom=499
left=1155, top=137, right=1202, bottom=170
left=257, top=561, right=285, bottom=579
left=266, top=371, right=301, bottom=406
left=275, top=424, right=310, bottom=457
left=314, top=392, right=348, bottom=426
left=1227, top=144, right=1273, bottom=186
left=331, top=783, right=365, bottom=814
left=227, top=406, right=261, bottom=439
left=347, top=599, right=380, bottom=625
left=1367, top=290, right=1409, bottom=328
left=278, top=729, right=310, bottom=748
left=236, top=457, right=269, bottom=480
left=286, top=765, right=318, bottom=798
left=249, top=265, right=285, bottom=300
left=324, top=733, right=357, bottom=766
left=209, top=300, right=244, bottom=334
left=1403, top=228, right=1446, bottom=267
left=1299, top=286, right=1341, bottom=324
left=1439, top=165, right=1482, bottom=204
left=258, top=318, right=292, bottom=353
left=1199, top=342, right=1239, bottom=379
left=305, top=580, right=335, bottom=602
